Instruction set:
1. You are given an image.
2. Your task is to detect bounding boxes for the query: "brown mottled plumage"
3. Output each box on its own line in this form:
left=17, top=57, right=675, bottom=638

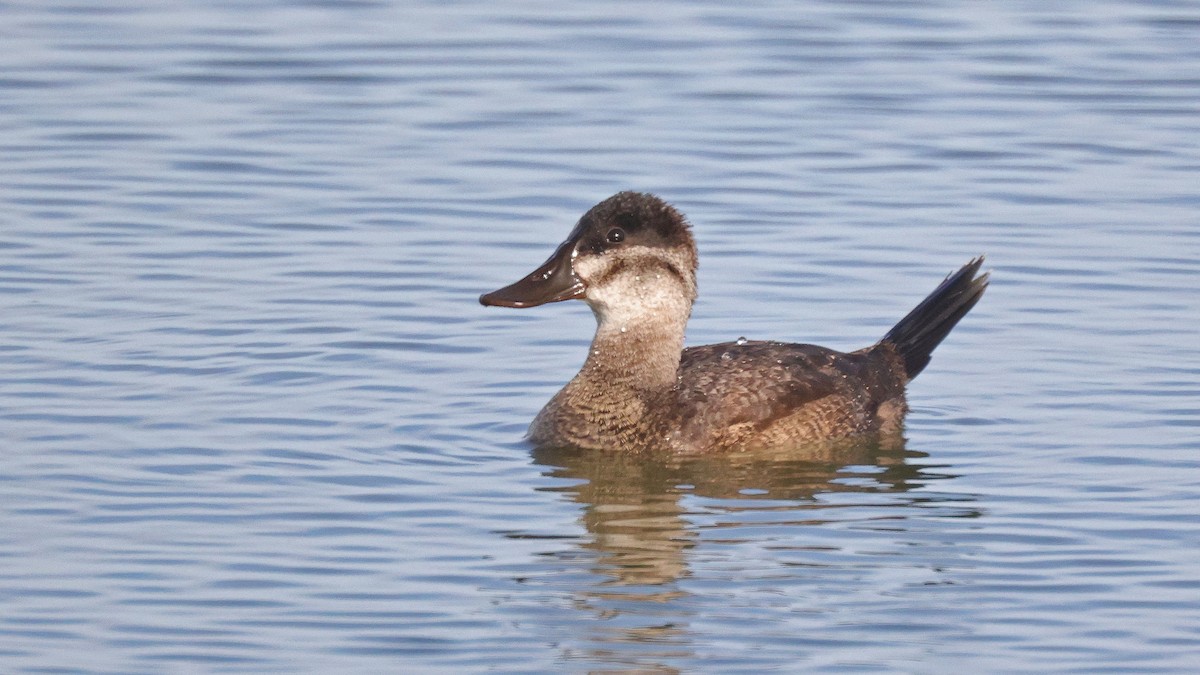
left=481, top=191, right=988, bottom=454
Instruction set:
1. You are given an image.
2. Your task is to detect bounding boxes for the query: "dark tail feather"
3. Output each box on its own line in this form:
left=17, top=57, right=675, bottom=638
left=881, top=257, right=989, bottom=380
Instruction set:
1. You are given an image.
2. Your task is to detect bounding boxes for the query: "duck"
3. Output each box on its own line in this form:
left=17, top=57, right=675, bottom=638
left=480, top=191, right=988, bottom=454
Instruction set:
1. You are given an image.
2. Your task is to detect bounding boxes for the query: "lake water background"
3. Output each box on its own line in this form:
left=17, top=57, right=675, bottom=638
left=2, top=1, right=1199, bottom=672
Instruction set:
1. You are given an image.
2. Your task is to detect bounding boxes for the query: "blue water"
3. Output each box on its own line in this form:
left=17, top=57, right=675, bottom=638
left=2, top=1, right=1199, bottom=672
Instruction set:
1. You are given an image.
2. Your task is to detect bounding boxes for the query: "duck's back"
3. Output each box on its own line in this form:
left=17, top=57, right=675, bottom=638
left=671, top=340, right=908, bottom=452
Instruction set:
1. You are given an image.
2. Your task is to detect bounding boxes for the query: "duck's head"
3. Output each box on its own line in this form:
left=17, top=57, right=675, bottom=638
left=480, top=192, right=698, bottom=323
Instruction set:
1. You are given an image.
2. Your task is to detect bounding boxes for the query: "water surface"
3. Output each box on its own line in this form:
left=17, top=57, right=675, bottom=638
left=2, top=1, right=1199, bottom=672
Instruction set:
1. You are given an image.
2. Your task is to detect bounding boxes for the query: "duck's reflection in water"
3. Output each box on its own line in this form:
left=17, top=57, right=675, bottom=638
left=527, top=436, right=975, bottom=670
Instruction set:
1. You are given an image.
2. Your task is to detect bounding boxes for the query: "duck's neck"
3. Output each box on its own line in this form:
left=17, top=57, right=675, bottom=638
left=578, top=313, right=688, bottom=392
left=532, top=312, right=687, bottom=450
left=574, top=270, right=695, bottom=392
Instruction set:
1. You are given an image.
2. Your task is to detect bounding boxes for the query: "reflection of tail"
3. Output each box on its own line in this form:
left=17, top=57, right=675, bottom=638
left=881, top=257, right=989, bottom=380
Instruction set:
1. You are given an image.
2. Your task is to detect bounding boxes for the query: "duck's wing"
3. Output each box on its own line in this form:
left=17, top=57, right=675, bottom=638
left=674, top=341, right=848, bottom=447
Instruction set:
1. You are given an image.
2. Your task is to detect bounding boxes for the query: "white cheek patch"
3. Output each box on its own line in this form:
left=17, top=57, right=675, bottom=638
left=574, top=246, right=695, bottom=327
left=592, top=275, right=671, bottom=323
left=571, top=251, right=609, bottom=283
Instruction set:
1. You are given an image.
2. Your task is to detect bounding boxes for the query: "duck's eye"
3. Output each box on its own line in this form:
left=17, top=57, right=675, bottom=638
left=606, top=228, right=625, bottom=244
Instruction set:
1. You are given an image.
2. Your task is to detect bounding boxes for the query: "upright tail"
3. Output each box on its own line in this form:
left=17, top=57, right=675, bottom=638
left=881, top=257, right=989, bottom=380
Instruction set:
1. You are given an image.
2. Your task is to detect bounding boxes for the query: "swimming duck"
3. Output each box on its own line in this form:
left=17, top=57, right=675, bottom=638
left=481, top=191, right=988, bottom=453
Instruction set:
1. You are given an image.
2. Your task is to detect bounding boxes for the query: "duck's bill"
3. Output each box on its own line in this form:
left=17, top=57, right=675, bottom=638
left=479, top=242, right=585, bottom=308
